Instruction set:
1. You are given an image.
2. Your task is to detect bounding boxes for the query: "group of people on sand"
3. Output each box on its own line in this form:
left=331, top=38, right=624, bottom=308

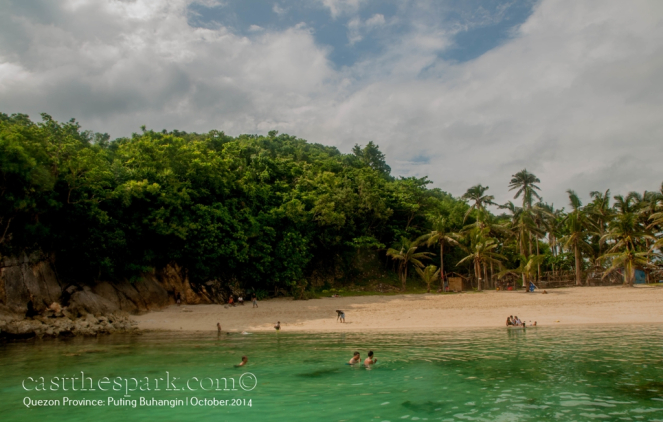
left=227, top=294, right=259, bottom=308
left=348, top=351, right=378, bottom=367
left=506, top=315, right=536, bottom=327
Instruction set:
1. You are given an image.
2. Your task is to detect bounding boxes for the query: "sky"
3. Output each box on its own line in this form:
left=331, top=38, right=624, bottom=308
left=1, top=0, right=662, bottom=208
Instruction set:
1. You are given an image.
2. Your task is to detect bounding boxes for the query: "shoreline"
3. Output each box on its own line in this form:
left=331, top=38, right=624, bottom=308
left=132, top=285, right=663, bottom=333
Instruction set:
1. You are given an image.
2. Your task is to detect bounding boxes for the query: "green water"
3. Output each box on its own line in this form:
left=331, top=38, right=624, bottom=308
left=1, top=325, right=663, bottom=421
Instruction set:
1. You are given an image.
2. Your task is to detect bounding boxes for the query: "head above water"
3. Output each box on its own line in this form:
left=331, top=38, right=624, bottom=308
left=354, top=351, right=360, bottom=357
left=368, top=351, right=374, bottom=357
left=242, top=356, right=247, bottom=361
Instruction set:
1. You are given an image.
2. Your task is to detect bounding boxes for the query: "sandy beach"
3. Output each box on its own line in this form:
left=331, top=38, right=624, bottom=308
left=132, top=285, right=663, bottom=333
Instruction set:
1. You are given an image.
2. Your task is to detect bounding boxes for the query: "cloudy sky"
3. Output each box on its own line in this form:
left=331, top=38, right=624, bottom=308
left=1, top=0, right=662, bottom=207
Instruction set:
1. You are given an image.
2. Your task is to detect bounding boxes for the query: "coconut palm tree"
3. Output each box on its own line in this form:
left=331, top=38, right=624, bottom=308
left=456, top=229, right=505, bottom=291
left=587, top=189, right=612, bottom=260
left=500, top=201, right=537, bottom=287
left=424, top=216, right=459, bottom=290
left=416, top=264, right=441, bottom=293
left=509, top=169, right=542, bottom=210
left=462, top=184, right=495, bottom=224
left=387, top=237, right=434, bottom=290
left=560, top=190, right=592, bottom=285
left=601, top=250, right=655, bottom=286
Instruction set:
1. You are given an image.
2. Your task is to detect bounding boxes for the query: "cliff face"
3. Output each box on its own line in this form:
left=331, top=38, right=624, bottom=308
left=0, top=253, right=212, bottom=318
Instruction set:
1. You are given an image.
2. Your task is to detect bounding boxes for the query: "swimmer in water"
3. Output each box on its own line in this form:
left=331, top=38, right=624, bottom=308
left=364, top=350, right=377, bottom=367
left=234, top=356, right=248, bottom=367
left=348, top=351, right=360, bottom=365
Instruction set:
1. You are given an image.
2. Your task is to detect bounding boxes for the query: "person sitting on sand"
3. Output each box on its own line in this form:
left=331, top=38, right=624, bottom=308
left=228, top=296, right=235, bottom=307
left=235, top=356, right=248, bottom=367
left=238, top=296, right=244, bottom=305
left=349, top=351, right=360, bottom=365
left=274, top=321, right=281, bottom=331
left=506, top=316, right=514, bottom=326
left=514, top=316, right=522, bottom=326
left=336, top=310, right=345, bottom=323
left=533, top=321, right=537, bottom=326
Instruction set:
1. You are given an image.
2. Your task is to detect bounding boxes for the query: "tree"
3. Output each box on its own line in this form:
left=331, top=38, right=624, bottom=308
left=386, top=237, right=434, bottom=290
left=509, top=169, right=542, bottom=210
left=462, top=184, right=495, bottom=223
left=415, top=264, right=441, bottom=293
left=456, top=229, right=505, bottom=291
left=424, top=216, right=459, bottom=289
left=587, top=189, right=612, bottom=260
left=560, top=190, right=592, bottom=285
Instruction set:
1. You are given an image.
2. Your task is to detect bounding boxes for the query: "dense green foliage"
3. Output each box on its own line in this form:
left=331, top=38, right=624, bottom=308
left=1, top=113, right=661, bottom=294
left=0, top=114, right=467, bottom=293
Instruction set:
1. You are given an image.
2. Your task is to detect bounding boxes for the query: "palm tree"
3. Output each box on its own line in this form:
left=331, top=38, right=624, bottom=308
left=600, top=193, right=654, bottom=286
left=425, top=216, right=459, bottom=290
left=387, top=237, right=434, bottom=290
left=509, top=169, right=542, bottom=210
left=500, top=201, right=537, bottom=288
left=416, top=265, right=441, bottom=293
left=587, top=189, right=612, bottom=260
left=456, top=229, right=505, bottom=291
left=601, top=250, right=654, bottom=286
left=560, top=190, right=592, bottom=285
left=462, top=184, right=495, bottom=224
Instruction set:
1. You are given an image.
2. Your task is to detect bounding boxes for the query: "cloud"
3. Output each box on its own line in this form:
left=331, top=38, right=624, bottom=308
left=272, top=3, right=286, bottom=16
left=320, top=0, right=365, bottom=19
left=0, top=0, right=662, bottom=206
left=346, top=13, right=385, bottom=45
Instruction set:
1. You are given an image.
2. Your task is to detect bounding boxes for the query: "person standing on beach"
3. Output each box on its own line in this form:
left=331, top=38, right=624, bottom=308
left=252, top=294, right=258, bottom=308
left=336, top=310, right=345, bottom=323
left=274, top=321, right=281, bottom=331
left=217, top=322, right=222, bottom=333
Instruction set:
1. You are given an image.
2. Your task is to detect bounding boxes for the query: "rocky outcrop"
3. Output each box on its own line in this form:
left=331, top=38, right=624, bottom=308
left=0, top=254, right=215, bottom=339
left=0, top=252, right=63, bottom=314
left=0, top=312, right=138, bottom=340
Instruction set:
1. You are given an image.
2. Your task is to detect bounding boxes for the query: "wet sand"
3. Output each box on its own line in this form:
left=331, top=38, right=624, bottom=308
left=132, top=285, right=663, bottom=333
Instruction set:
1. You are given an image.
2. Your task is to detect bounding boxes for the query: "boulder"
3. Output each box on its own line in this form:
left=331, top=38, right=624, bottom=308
left=68, top=288, right=119, bottom=317
left=132, top=277, right=170, bottom=309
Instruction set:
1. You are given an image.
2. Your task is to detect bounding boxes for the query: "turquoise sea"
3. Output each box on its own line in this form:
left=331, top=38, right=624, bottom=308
left=1, top=325, right=663, bottom=421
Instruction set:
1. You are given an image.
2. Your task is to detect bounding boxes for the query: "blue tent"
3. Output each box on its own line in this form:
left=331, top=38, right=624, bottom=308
left=634, top=269, right=646, bottom=284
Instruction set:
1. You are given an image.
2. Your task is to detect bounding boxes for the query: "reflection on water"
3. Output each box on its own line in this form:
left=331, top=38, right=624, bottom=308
left=1, top=325, right=663, bottom=421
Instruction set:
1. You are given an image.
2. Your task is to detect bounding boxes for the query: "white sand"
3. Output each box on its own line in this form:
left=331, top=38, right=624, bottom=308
left=132, top=285, right=663, bottom=333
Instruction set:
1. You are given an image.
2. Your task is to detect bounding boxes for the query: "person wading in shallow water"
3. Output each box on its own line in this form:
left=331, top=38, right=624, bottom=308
left=364, top=350, right=377, bottom=367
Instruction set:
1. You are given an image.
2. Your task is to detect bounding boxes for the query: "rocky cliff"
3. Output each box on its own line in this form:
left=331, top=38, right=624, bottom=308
left=0, top=253, right=214, bottom=339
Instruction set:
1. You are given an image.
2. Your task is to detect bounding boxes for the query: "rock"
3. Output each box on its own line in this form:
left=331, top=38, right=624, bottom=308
left=0, top=253, right=62, bottom=314
left=68, top=290, right=119, bottom=317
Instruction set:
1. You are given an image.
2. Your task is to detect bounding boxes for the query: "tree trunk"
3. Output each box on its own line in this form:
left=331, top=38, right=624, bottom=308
left=574, top=243, right=582, bottom=286
left=520, top=233, right=526, bottom=289
left=490, top=261, right=494, bottom=289
left=476, top=259, right=482, bottom=291
left=483, top=262, right=488, bottom=290
left=402, top=265, right=408, bottom=290
left=536, top=237, right=541, bottom=282
left=440, top=242, right=445, bottom=290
